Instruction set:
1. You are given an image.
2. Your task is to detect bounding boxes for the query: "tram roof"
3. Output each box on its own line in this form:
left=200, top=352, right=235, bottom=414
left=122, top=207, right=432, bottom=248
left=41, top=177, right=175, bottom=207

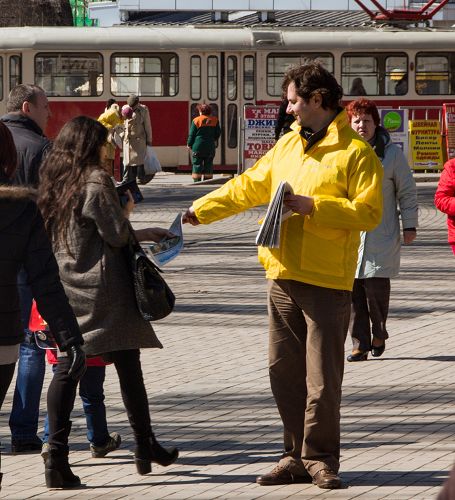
left=123, top=9, right=373, bottom=29
left=0, top=25, right=455, bottom=51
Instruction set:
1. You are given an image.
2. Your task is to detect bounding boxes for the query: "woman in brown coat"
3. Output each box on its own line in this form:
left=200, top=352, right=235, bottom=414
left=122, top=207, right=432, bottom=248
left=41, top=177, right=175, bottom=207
left=38, top=116, right=178, bottom=488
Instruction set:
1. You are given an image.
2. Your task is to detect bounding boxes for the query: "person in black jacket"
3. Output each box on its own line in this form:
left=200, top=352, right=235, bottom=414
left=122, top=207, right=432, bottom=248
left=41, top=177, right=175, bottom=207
left=274, top=98, right=295, bottom=142
left=0, top=84, right=52, bottom=454
left=0, top=121, right=85, bottom=489
left=1, top=84, right=51, bottom=187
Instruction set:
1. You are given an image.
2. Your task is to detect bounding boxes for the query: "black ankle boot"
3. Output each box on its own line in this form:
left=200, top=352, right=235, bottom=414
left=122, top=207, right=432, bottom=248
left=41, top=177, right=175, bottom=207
left=134, top=435, right=179, bottom=475
left=45, top=447, right=81, bottom=488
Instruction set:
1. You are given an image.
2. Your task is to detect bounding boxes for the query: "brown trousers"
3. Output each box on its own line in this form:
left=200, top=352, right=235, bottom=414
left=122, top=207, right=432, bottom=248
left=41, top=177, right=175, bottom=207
left=350, top=278, right=390, bottom=352
left=268, top=279, right=351, bottom=475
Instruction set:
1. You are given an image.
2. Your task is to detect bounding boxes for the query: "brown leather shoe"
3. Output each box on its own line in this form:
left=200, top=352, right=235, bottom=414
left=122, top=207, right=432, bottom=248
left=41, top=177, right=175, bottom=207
left=256, top=464, right=312, bottom=486
left=312, top=469, right=342, bottom=489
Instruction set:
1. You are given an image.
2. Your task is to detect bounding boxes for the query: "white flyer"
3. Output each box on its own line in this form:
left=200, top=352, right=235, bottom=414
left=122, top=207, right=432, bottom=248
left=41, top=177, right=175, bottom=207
left=147, top=213, right=183, bottom=266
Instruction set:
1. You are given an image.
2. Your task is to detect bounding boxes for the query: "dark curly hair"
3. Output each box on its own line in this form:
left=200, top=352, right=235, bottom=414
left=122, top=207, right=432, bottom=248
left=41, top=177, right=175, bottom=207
left=37, top=116, right=108, bottom=252
left=281, top=61, right=343, bottom=110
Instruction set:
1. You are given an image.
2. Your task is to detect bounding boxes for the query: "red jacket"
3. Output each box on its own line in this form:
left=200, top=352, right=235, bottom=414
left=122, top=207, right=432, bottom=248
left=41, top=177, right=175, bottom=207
left=29, top=301, right=106, bottom=367
left=435, top=159, right=455, bottom=244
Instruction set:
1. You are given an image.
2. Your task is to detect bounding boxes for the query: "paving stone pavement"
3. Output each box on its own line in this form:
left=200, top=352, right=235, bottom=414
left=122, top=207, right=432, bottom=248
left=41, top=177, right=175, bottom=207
left=1, top=172, right=454, bottom=499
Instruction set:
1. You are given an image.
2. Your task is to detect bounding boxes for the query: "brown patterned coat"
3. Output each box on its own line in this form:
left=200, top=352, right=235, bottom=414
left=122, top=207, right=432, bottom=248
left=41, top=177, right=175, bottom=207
left=53, top=168, right=162, bottom=355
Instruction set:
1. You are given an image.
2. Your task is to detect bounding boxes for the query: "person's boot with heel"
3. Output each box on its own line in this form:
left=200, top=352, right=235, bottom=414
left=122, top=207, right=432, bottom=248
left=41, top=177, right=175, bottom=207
left=44, top=446, right=80, bottom=488
left=134, top=434, right=179, bottom=475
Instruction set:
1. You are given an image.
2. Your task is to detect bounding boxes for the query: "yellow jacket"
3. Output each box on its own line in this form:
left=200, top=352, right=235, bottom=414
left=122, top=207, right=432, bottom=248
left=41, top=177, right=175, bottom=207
left=97, top=106, right=123, bottom=130
left=193, top=110, right=383, bottom=291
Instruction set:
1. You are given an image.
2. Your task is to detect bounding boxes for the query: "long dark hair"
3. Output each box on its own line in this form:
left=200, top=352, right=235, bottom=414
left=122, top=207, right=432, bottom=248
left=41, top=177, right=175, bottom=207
left=0, top=121, right=18, bottom=179
left=38, top=116, right=108, bottom=251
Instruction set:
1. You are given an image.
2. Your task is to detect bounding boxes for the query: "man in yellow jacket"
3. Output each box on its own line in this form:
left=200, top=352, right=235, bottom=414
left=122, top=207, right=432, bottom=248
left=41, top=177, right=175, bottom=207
left=183, top=62, right=383, bottom=490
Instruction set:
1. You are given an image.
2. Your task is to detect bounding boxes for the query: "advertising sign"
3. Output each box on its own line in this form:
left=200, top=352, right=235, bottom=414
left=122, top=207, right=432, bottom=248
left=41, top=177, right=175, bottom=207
left=409, top=120, right=444, bottom=170
left=243, top=105, right=279, bottom=171
left=443, top=103, right=455, bottom=160
left=379, top=109, right=408, bottom=152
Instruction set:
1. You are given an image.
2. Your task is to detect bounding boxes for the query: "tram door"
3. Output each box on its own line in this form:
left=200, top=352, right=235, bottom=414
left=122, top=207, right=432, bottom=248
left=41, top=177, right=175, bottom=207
left=0, top=54, right=22, bottom=115
left=189, top=52, right=256, bottom=170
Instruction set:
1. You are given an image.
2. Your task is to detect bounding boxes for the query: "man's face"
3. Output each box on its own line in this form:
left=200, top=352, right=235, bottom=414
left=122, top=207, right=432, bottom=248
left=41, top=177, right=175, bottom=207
left=26, top=91, right=51, bottom=132
left=286, top=81, right=318, bottom=130
left=350, top=112, right=376, bottom=142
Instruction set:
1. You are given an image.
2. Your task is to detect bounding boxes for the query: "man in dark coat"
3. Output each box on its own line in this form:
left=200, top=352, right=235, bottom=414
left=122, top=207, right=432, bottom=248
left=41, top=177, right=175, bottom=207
left=0, top=84, right=51, bottom=453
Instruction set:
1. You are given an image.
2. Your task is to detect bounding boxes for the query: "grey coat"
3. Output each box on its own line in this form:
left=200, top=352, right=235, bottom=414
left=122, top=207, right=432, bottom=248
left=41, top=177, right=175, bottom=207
left=54, top=169, right=162, bottom=356
left=356, top=130, right=418, bottom=279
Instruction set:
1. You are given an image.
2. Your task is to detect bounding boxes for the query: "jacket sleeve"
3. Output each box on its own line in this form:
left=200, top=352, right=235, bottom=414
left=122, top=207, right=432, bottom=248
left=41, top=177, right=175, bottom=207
left=435, top=162, right=455, bottom=216
left=311, top=150, right=384, bottom=231
left=193, top=148, right=274, bottom=223
left=24, top=203, right=83, bottom=350
left=29, top=139, right=51, bottom=187
left=82, top=173, right=130, bottom=248
left=143, top=105, right=152, bottom=145
left=187, top=122, right=197, bottom=148
left=392, top=146, right=418, bottom=229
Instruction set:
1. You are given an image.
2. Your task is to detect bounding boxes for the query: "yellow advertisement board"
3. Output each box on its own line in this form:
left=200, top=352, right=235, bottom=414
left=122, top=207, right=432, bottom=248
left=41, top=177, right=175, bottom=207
left=409, top=120, right=444, bottom=170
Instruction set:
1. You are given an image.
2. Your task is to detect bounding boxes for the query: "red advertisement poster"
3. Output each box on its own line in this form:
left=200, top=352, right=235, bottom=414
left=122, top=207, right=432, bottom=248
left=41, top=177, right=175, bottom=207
left=243, top=105, right=279, bottom=171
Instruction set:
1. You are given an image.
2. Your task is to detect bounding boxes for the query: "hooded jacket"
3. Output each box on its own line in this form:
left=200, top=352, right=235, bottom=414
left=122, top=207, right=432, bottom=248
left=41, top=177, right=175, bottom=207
left=0, top=176, right=82, bottom=349
left=0, top=113, right=51, bottom=187
left=435, top=159, right=455, bottom=244
left=193, top=110, right=383, bottom=291
left=356, top=127, right=418, bottom=278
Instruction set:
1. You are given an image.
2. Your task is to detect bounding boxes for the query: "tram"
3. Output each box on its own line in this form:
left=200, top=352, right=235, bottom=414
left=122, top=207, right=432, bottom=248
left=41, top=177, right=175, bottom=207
left=0, top=25, right=454, bottom=171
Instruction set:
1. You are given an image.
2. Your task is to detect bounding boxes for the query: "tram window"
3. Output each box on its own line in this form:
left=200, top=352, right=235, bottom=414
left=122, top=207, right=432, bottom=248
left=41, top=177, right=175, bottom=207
left=267, top=53, right=333, bottom=96
left=208, top=56, right=218, bottom=101
left=243, top=56, right=255, bottom=100
left=111, top=53, right=178, bottom=97
left=416, top=53, right=451, bottom=95
left=227, top=56, right=237, bottom=101
left=0, top=58, right=3, bottom=100
left=342, top=53, right=408, bottom=96
left=386, top=56, right=407, bottom=95
left=227, top=103, right=237, bottom=148
left=9, top=56, right=21, bottom=91
left=191, top=56, right=201, bottom=101
left=343, top=56, right=378, bottom=95
left=35, top=53, right=103, bottom=97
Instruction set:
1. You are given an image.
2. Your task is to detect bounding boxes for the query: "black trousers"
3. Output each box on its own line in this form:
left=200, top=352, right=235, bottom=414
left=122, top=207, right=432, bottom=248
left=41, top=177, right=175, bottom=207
left=0, top=363, right=16, bottom=410
left=47, top=349, right=152, bottom=450
left=349, top=277, right=390, bottom=352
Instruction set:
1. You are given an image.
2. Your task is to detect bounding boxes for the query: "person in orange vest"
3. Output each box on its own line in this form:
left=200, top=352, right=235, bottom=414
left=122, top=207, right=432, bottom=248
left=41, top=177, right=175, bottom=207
left=187, top=104, right=221, bottom=182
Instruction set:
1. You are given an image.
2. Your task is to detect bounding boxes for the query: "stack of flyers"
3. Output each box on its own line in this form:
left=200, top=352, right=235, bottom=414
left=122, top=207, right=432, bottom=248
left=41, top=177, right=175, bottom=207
left=255, top=181, right=293, bottom=248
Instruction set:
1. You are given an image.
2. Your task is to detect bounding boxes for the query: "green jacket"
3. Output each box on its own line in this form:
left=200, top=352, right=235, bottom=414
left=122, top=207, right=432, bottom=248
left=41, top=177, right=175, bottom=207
left=187, top=114, right=221, bottom=157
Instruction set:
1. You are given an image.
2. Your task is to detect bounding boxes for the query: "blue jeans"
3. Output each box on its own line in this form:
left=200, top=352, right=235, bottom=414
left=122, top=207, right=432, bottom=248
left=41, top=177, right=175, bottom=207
left=9, top=268, right=46, bottom=442
left=43, top=365, right=109, bottom=447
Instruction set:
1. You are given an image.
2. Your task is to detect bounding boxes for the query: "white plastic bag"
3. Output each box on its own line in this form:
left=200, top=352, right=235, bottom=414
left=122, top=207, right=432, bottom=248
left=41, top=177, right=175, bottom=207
left=144, top=146, right=162, bottom=176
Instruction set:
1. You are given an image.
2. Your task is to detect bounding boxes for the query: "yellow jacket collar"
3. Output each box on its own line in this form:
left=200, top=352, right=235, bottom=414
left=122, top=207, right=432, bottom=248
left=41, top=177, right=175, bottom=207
left=291, top=109, right=349, bottom=149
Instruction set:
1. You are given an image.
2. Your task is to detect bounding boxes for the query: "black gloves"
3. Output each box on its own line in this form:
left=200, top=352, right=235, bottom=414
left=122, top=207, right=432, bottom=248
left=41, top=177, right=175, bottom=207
left=67, top=344, right=86, bottom=381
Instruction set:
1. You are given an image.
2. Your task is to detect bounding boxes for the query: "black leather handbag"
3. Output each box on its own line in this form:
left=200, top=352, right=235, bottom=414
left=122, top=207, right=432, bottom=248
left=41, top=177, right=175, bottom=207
left=125, top=232, right=175, bottom=321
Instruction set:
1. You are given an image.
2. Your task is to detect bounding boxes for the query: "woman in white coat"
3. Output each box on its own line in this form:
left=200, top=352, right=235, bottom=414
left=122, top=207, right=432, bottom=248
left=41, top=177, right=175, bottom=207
left=346, top=99, right=418, bottom=361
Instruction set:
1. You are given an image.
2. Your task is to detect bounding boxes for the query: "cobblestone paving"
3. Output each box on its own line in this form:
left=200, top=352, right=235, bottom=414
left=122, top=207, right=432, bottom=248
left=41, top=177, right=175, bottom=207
left=1, top=173, right=454, bottom=499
